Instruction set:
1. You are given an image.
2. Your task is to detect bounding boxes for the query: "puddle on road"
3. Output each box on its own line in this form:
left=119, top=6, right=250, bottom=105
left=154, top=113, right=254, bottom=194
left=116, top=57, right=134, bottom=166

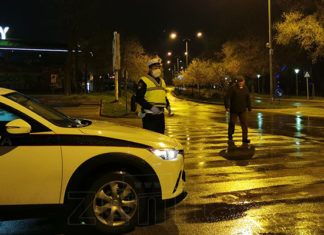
left=211, top=112, right=324, bottom=140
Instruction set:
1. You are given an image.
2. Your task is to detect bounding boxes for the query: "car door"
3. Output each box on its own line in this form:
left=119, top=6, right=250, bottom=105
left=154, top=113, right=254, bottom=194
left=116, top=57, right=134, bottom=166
left=0, top=104, right=62, bottom=205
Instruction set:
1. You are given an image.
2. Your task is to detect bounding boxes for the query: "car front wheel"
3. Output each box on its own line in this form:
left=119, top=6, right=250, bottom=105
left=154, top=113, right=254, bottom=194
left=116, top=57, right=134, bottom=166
left=85, top=172, right=143, bottom=234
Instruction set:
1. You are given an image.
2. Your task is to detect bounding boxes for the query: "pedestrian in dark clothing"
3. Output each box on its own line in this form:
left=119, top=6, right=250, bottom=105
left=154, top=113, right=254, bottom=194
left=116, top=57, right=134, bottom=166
left=135, top=56, right=171, bottom=134
left=224, top=76, right=252, bottom=143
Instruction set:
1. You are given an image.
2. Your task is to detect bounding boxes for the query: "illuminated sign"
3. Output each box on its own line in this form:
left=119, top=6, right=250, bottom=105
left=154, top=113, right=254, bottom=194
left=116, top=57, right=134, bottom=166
left=0, top=26, right=9, bottom=40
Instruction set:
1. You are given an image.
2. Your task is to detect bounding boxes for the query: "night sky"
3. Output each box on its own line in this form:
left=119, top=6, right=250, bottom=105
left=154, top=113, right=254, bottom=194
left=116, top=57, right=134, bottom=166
left=1, top=0, right=280, bottom=55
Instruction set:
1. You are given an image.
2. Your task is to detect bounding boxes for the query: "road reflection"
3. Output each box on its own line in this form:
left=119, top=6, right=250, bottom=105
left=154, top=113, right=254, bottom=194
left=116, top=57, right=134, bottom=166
left=212, top=110, right=324, bottom=141
left=220, top=142, right=255, bottom=165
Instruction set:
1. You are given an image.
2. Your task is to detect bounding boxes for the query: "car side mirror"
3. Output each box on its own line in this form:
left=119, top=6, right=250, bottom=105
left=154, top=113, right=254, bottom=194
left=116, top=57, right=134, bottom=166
left=6, top=119, right=31, bottom=135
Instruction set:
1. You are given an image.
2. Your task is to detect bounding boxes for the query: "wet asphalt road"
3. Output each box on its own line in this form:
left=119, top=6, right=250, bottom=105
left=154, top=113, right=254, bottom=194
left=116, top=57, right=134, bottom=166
left=1, top=95, right=324, bottom=235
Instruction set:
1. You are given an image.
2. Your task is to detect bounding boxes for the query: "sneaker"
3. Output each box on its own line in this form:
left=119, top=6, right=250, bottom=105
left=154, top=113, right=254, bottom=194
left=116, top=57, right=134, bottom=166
left=242, top=139, right=250, bottom=143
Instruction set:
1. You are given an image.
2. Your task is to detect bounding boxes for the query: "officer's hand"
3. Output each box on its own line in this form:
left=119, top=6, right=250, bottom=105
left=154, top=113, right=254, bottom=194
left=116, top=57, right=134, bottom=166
left=226, top=108, right=230, bottom=112
left=167, top=106, right=172, bottom=116
left=151, top=106, right=160, bottom=115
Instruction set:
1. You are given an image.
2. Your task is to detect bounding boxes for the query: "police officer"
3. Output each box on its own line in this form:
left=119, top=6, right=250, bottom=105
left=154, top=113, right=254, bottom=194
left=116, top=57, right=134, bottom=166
left=224, top=76, right=252, bottom=143
left=135, top=56, right=171, bottom=134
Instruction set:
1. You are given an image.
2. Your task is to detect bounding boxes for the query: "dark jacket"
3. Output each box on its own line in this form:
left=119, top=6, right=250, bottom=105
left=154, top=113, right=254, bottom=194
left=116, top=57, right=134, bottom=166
left=135, top=76, right=169, bottom=111
left=224, top=85, right=251, bottom=113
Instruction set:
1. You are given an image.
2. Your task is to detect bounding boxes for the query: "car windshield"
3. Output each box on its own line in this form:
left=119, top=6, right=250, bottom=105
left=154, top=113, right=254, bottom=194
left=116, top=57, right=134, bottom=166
left=4, top=92, right=84, bottom=128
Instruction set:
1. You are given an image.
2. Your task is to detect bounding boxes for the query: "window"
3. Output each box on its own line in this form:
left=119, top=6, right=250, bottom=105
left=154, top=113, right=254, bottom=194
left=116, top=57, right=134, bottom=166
left=0, top=103, right=50, bottom=133
left=4, top=92, right=79, bottom=127
left=0, top=108, right=19, bottom=122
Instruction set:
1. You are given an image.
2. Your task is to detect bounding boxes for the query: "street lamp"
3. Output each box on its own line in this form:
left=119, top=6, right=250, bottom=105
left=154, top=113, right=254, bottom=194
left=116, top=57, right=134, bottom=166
left=167, top=51, right=172, bottom=56
left=170, top=32, right=203, bottom=70
left=294, top=68, right=300, bottom=96
left=257, top=74, right=261, bottom=93
left=170, top=33, right=177, bottom=39
left=184, top=39, right=190, bottom=69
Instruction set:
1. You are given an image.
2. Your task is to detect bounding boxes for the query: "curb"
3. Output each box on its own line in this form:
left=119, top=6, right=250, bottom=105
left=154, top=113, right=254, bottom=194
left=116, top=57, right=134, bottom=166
left=173, top=93, right=295, bottom=109
left=99, top=99, right=138, bottom=119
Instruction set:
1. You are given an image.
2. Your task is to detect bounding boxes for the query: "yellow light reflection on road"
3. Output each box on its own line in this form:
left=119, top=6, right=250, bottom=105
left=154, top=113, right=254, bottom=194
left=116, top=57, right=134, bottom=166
left=198, top=161, right=205, bottom=166
left=230, top=216, right=264, bottom=234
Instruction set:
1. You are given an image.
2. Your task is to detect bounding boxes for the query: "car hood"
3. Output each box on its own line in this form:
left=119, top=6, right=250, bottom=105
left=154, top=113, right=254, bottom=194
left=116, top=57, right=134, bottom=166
left=78, top=120, right=182, bottom=149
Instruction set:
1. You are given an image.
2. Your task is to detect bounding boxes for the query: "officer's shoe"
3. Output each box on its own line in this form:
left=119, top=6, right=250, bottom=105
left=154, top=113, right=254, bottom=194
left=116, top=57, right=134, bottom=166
left=242, top=139, right=250, bottom=144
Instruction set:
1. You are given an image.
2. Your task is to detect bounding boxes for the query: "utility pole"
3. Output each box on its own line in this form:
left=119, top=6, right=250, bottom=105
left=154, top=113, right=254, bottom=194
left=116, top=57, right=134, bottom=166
left=177, top=57, right=180, bottom=74
left=306, top=78, right=309, bottom=100
left=185, top=40, right=189, bottom=69
left=125, top=69, right=128, bottom=111
left=268, top=0, right=273, bottom=102
left=113, top=32, right=120, bottom=101
left=296, top=73, right=299, bottom=96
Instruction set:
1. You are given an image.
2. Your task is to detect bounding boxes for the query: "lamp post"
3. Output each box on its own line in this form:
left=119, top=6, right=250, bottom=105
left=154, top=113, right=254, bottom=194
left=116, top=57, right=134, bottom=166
left=294, top=68, right=300, bottom=96
left=268, top=0, right=273, bottom=101
left=170, top=32, right=202, bottom=70
left=257, top=74, right=261, bottom=94
left=184, top=40, right=189, bottom=69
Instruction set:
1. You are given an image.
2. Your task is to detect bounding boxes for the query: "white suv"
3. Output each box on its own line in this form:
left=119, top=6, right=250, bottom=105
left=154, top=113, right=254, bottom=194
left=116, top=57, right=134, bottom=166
left=0, top=88, right=186, bottom=234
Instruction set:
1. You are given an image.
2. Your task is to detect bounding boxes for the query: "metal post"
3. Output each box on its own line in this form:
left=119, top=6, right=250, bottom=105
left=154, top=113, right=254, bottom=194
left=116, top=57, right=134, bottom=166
left=185, top=40, right=189, bottom=69
left=125, top=69, right=128, bottom=111
left=268, top=0, right=273, bottom=101
left=177, top=57, right=180, bottom=74
left=296, top=73, right=298, bottom=96
left=258, top=78, right=260, bottom=93
left=306, top=78, right=309, bottom=100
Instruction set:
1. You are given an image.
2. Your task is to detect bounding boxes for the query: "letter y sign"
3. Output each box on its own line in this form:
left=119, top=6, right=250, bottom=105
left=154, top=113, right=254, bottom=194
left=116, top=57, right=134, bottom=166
left=0, top=26, right=9, bottom=40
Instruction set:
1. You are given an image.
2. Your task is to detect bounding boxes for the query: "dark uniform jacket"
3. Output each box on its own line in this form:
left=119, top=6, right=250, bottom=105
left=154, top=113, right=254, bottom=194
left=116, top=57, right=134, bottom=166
left=224, top=85, right=251, bottom=113
left=135, top=76, right=170, bottom=112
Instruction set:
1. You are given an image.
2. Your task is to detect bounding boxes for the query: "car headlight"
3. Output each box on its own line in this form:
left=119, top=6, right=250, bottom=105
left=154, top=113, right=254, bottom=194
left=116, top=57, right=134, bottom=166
left=150, top=148, right=179, bottom=160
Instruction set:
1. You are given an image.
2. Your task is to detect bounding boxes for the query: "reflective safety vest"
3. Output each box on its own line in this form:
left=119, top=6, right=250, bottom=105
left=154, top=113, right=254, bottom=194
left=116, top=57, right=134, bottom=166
left=140, top=75, right=167, bottom=108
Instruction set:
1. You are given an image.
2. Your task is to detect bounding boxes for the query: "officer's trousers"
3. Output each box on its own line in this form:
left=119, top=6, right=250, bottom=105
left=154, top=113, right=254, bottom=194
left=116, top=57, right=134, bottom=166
left=142, top=113, right=165, bottom=134
left=228, top=111, right=248, bottom=140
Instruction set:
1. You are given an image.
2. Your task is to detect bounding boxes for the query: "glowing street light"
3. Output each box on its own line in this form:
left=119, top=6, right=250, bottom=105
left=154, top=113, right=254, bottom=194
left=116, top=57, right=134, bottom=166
left=170, top=33, right=177, bottom=39
left=167, top=51, right=172, bottom=56
left=167, top=60, right=171, bottom=64
left=294, top=68, right=300, bottom=96
left=170, top=31, right=203, bottom=70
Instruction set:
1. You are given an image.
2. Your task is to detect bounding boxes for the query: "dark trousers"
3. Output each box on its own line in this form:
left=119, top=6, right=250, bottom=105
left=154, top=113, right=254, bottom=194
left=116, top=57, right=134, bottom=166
left=142, top=113, right=165, bottom=134
left=228, top=111, right=248, bottom=140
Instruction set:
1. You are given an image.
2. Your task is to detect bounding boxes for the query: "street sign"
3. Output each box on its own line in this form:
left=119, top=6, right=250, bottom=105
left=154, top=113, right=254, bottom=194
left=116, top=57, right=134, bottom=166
left=304, top=71, right=311, bottom=78
left=275, top=88, right=284, bottom=98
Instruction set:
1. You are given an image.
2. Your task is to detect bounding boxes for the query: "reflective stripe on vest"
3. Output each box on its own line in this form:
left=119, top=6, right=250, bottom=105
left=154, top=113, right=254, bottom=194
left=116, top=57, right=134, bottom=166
left=140, top=75, right=167, bottom=108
